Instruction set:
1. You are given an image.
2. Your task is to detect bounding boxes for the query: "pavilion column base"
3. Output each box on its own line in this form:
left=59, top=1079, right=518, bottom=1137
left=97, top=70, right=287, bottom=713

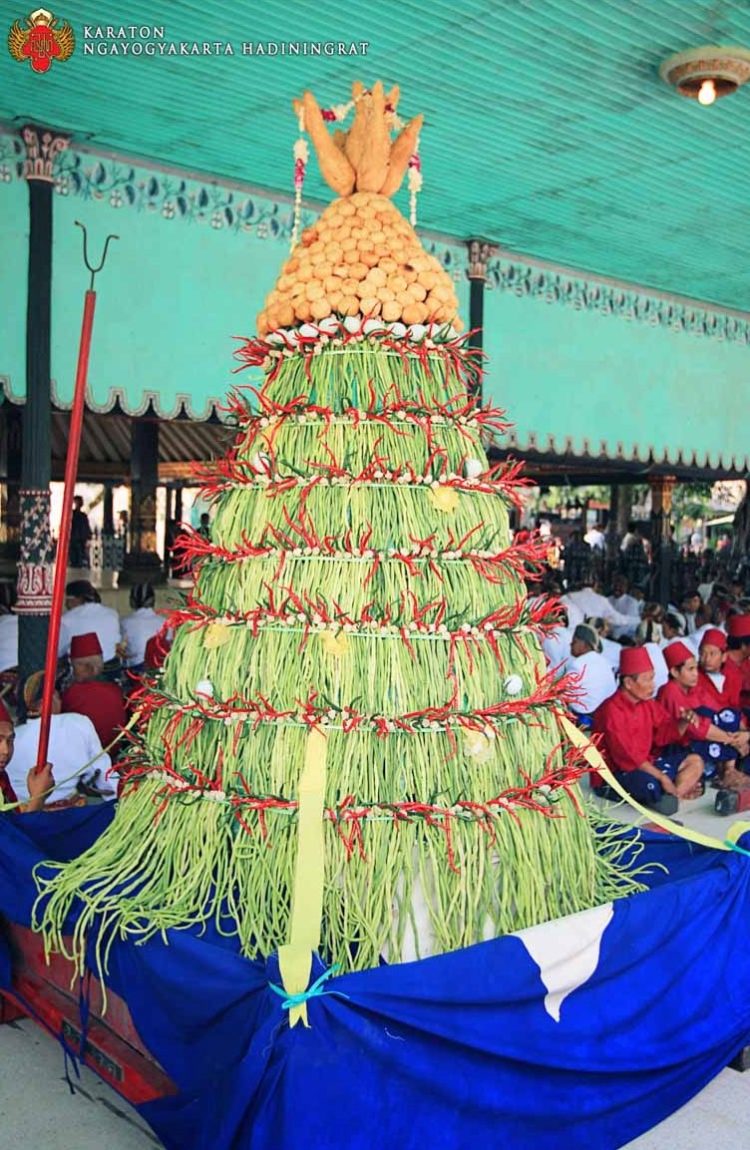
left=118, top=550, right=166, bottom=587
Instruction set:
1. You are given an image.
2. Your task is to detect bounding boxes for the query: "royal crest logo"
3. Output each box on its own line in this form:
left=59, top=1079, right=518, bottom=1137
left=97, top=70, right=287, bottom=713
left=7, top=7, right=75, bottom=73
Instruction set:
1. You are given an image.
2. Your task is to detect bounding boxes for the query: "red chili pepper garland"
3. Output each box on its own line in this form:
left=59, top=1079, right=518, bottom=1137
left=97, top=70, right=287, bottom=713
left=117, top=316, right=592, bottom=917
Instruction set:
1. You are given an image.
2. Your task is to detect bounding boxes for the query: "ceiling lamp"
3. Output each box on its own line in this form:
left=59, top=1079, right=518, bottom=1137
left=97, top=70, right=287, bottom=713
left=659, top=45, right=750, bottom=105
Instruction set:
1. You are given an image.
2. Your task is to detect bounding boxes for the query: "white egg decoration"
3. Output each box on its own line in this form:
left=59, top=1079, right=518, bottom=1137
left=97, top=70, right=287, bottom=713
left=317, top=315, right=340, bottom=336
left=298, top=323, right=319, bottom=339
left=343, top=315, right=362, bottom=334
left=363, top=318, right=385, bottom=336
left=464, top=458, right=484, bottom=480
left=389, top=321, right=407, bottom=339
left=504, top=674, right=524, bottom=697
left=250, top=453, right=271, bottom=474
left=408, top=323, right=427, bottom=342
left=266, top=330, right=285, bottom=346
left=195, top=679, right=215, bottom=698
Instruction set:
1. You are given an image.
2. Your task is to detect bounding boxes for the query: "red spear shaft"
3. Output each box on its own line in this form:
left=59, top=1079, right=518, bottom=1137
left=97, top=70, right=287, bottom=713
left=35, top=223, right=117, bottom=772
left=35, top=290, right=97, bottom=770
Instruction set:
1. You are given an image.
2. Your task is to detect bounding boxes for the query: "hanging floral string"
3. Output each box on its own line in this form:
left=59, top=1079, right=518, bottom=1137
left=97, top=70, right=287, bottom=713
left=290, top=106, right=308, bottom=250
left=408, top=144, right=422, bottom=227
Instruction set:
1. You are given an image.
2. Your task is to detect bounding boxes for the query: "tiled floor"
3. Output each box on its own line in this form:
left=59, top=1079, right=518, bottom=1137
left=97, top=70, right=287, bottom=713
left=0, top=1019, right=157, bottom=1149
left=2, top=1016, right=749, bottom=1149
left=624, top=1067, right=750, bottom=1148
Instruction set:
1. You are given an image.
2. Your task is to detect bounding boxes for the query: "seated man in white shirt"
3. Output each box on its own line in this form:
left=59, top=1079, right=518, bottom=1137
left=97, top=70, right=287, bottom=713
left=8, top=670, right=115, bottom=805
left=59, top=579, right=122, bottom=664
left=562, top=577, right=639, bottom=636
left=607, top=574, right=641, bottom=640
left=567, top=623, right=616, bottom=719
left=121, top=582, right=163, bottom=669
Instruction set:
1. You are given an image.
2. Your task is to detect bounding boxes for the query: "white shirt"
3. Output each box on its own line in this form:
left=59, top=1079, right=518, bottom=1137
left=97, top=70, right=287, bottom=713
left=0, top=615, right=18, bottom=672
left=0, top=614, right=68, bottom=671
left=8, top=712, right=114, bottom=803
left=600, top=636, right=622, bottom=673
left=60, top=602, right=122, bottom=661
left=643, top=642, right=669, bottom=691
left=561, top=588, right=638, bottom=631
left=542, top=625, right=573, bottom=678
left=567, top=651, right=616, bottom=714
left=608, top=593, right=641, bottom=639
left=584, top=528, right=605, bottom=551
left=121, top=607, right=163, bottom=667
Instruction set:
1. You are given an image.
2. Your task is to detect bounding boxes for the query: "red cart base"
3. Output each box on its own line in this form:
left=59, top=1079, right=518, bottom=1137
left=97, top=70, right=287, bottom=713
left=0, top=921, right=175, bottom=1106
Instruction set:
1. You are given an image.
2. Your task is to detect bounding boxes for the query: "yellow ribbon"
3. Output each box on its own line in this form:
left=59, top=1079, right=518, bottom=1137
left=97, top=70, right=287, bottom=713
left=320, top=631, right=349, bottom=658
left=560, top=715, right=750, bottom=854
left=278, top=726, right=328, bottom=1027
left=203, top=623, right=232, bottom=650
left=429, top=485, right=459, bottom=514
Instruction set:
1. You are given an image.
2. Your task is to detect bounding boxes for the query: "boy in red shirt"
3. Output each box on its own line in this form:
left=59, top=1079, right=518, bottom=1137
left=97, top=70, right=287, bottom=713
left=593, top=646, right=703, bottom=815
left=658, top=641, right=746, bottom=780
left=724, top=614, right=750, bottom=709
left=698, top=628, right=742, bottom=711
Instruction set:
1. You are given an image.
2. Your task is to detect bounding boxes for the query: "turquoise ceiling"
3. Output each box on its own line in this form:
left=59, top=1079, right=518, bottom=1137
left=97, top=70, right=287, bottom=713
left=2, top=0, right=750, bottom=310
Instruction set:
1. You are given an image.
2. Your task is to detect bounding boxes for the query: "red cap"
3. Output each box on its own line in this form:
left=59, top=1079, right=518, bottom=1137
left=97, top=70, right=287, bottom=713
left=0, top=700, right=12, bottom=725
left=700, top=628, right=727, bottom=652
left=70, top=631, right=102, bottom=659
left=727, top=615, right=750, bottom=640
left=619, top=647, right=654, bottom=676
left=664, top=641, right=694, bottom=670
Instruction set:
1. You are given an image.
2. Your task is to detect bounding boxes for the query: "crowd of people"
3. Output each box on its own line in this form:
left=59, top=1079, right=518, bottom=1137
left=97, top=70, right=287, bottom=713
left=533, top=516, right=741, bottom=607
left=0, top=580, right=168, bottom=811
left=541, top=563, right=750, bottom=816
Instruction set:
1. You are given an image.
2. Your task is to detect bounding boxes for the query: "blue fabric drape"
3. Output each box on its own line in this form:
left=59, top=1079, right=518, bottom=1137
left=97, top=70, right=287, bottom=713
left=1, top=810, right=749, bottom=1150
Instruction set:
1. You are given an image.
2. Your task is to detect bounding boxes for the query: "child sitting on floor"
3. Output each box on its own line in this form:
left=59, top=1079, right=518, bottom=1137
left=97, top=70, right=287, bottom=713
left=657, top=641, right=747, bottom=786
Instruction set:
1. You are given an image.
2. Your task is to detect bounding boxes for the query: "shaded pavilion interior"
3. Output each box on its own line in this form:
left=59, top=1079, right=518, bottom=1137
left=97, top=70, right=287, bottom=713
left=2, top=0, right=750, bottom=586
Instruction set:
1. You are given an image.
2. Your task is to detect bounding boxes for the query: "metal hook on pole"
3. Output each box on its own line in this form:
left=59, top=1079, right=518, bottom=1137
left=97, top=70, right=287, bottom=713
left=75, top=220, right=119, bottom=291
left=35, top=223, right=118, bottom=775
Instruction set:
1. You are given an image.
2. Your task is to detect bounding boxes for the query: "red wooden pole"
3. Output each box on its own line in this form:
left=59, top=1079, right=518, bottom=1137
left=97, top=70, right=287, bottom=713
left=35, top=289, right=97, bottom=770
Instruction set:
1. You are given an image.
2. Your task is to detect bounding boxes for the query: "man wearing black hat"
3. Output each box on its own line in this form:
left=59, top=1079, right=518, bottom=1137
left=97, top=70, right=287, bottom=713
left=8, top=672, right=113, bottom=805
left=59, top=579, right=122, bottom=664
left=568, top=623, right=616, bottom=721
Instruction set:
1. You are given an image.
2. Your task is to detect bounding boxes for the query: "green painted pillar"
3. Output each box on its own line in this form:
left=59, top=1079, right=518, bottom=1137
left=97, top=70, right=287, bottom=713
left=16, top=126, right=68, bottom=689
